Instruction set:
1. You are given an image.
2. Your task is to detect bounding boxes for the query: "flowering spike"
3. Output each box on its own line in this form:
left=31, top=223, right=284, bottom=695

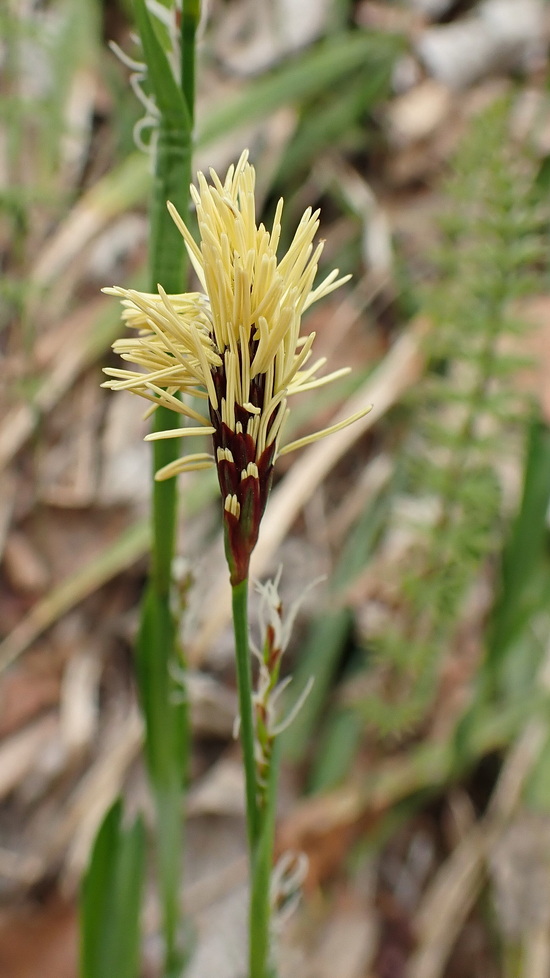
left=102, top=153, right=371, bottom=582
left=245, top=572, right=320, bottom=808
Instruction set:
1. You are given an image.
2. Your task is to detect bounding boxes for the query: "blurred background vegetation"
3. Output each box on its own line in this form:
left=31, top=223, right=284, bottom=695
left=2, top=1, right=550, bottom=976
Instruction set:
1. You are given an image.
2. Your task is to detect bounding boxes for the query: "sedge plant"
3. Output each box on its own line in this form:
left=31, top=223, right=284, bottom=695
left=103, top=150, right=371, bottom=976
left=83, top=2, right=199, bottom=977
left=126, top=2, right=200, bottom=974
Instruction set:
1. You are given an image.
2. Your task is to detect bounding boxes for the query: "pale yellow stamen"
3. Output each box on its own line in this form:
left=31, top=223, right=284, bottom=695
left=247, top=414, right=260, bottom=442
left=145, top=426, right=215, bottom=441
left=269, top=403, right=289, bottom=448
left=104, top=151, right=365, bottom=489
left=155, top=453, right=215, bottom=481
left=304, top=270, right=352, bottom=310
left=279, top=406, right=373, bottom=456
left=166, top=201, right=205, bottom=287
left=289, top=366, right=351, bottom=395
left=217, top=447, right=235, bottom=463
left=241, top=463, right=259, bottom=480
left=224, top=494, right=241, bottom=518
left=258, top=387, right=287, bottom=457
left=143, top=384, right=211, bottom=424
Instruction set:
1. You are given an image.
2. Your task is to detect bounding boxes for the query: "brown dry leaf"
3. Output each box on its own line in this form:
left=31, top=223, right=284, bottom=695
left=98, top=390, right=151, bottom=506
left=0, top=299, right=108, bottom=471
left=407, top=646, right=550, bottom=978
left=0, top=522, right=148, bottom=674
left=58, top=647, right=101, bottom=762
left=277, top=787, right=365, bottom=889
left=36, top=372, right=102, bottom=509
left=0, top=473, right=16, bottom=559
left=0, top=662, right=60, bottom=739
left=2, top=532, right=51, bottom=596
left=56, top=706, right=143, bottom=887
left=0, top=715, right=59, bottom=802
left=302, top=889, right=378, bottom=978
left=0, top=895, right=77, bottom=978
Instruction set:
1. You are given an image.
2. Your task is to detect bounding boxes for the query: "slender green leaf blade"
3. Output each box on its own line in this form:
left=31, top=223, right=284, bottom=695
left=80, top=800, right=146, bottom=978
left=487, top=418, right=550, bottom=677
left=308, top=703, right=364, bottom=793
left=199, top=32, right=403, bottom=147
left=282, top=608, right=352, bottom=764
left=133, top=0, right=191, bottom=126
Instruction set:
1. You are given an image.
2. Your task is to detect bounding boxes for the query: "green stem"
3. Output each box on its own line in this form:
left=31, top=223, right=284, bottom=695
left=250, top=741, right=280, bottom=978
left=136, top=585, right=187, bottom=977
left=232, top=578, right=260, bottom=853
left=232, top=578, right=280, bottom=978
left=181, top=0, right=199, bottom=118
left=133, top=1, right=200, bottom=975
left=151, top=407, right=181, bottom=596
left=155, top=784, right=188, bottom=978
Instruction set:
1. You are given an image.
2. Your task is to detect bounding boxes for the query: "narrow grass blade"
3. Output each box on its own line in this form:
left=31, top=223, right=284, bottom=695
left=250, top=741, right=280, bottom=978
left=200, top=32, right=403, bottom=148
left=80, top=799, right=145, bottom=978
left=276, top=61, right=392, bottom=179
left=456, top=418, right=550, bottom=757
left=282, top=608, right=352, bottom=764
left=488, top=418, right=550, bottom=670
left=133, top=0, right=191, bottom=127
left=282, top=478, right=394, bottom=766
left=0, top=521, right=150, bottom=673
left=308, top=695, right=364, bottom=793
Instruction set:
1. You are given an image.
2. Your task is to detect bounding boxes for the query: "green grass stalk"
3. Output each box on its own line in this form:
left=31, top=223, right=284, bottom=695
left=181, top=0, right=199, bottom=111
left=232, top=578, right=260, bottom=851
left=133, top=1, right=200, bottom=974
left=250, top=740, right=280, bottom=978
left=232, top=577, right=282, bottom=977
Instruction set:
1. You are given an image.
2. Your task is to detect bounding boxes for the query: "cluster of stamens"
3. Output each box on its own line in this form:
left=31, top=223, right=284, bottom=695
left=209, top=341, right=283, bottom=582
left=102, top=150, right=371, bottom=582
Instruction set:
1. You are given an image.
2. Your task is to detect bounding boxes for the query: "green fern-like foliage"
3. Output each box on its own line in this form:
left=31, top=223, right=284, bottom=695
left=361, top=99, right=547, bottom=736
